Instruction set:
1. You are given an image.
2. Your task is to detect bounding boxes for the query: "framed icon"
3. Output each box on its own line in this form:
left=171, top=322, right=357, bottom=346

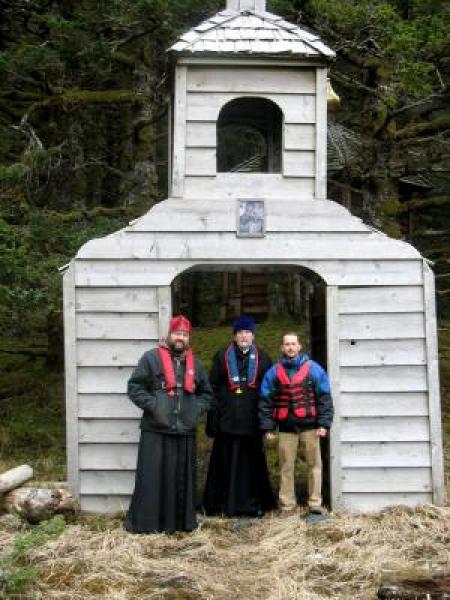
left=236, top=199, right=266, bottom=238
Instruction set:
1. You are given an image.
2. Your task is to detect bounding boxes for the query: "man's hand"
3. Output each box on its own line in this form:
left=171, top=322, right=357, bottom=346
left=316, top=427, right=327, bottom=438
left=265, top=432, right=276, bottom=442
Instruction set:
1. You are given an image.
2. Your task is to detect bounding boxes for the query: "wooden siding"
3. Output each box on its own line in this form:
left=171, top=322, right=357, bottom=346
left=187, top=67, right=316, bottom=94
left=183, top=173, right=316, bottom=200
left=340, top=365, right=428, bottom=392
left=338, top=286, right=424, bottom=313
left=340, top=339, right=427, bottom=367
left=76, top=287, right=158, bottom=313
left=185, top=147, right=216, bottom=176
left=77, top=340, right=155, bottom=367
left=340, top=416, right=430, bottom=442
left=65, top=199, right=443, bottom=514
left=339, top=392, right=428, bottom=417
left=283, top=150, right=315, bottom=178
left=81, top=495, right=131, bottom=514
left=341, top=442, right=432, bottom=468
left=341, top=468, right=432, bottom=493
left=186, top=92, right=316, bottom=123
left=284, top=124, right=315, bottom=150
left=79, top=419, right=140, bottom=443
left=339, top=313, right=425, bottom=340
left=186, top=122, right=216, bottom=148
left=80, top=444, right=138, bottom=470
left=341, top=493, right=432, bottom=512
left=78, top=394, right=140, bottom=419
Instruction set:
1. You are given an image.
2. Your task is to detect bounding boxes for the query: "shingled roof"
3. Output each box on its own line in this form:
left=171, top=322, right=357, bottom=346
left=169, top=10, right=335, bottom=59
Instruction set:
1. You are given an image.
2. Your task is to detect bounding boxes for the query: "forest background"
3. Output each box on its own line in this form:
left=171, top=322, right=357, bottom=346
left=0, top=0, right=449, bottom=480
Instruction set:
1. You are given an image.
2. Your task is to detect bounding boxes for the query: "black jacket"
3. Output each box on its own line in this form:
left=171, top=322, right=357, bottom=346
left=206, top=344, right=272, bottom=437
left=127, top=348, right=213, bottom=435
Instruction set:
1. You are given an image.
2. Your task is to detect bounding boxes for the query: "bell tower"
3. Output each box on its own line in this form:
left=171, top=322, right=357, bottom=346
left=169, top=2, right=335, bottom=201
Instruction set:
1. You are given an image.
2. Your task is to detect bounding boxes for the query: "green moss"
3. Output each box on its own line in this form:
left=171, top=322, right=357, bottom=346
left=396, top=113, right=450, bottom=139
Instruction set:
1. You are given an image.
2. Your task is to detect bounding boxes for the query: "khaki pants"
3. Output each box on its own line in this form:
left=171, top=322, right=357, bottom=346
left=278, top=430, right=322, bottom=510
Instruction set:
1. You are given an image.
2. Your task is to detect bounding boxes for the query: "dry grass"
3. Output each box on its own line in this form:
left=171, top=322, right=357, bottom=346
left=1, top=505, right=448, bottom=599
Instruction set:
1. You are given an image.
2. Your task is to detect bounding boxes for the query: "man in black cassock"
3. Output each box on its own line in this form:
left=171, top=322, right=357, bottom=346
left=124, top=315, right=213, bottom=534
left=203, top=315, right=275, bottom=517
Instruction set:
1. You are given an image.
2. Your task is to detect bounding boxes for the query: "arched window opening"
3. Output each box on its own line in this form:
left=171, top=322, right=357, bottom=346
left=217, top=98, right=282, bottom=173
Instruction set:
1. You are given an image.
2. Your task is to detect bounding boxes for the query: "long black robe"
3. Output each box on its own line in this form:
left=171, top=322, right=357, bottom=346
left=124, top=347, right=213, bottom=534
left=203, top=344, right=275, bottom=516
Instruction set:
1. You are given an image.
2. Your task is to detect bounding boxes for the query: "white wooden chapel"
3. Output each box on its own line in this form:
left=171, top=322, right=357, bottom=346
left=63, top=0, right=445, bottom=513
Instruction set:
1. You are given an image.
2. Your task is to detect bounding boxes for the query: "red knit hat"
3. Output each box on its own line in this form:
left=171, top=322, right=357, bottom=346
left=169, top=315, right=192, bottom=334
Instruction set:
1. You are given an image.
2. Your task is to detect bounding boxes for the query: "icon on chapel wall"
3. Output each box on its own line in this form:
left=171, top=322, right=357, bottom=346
left=237, top=199, right=266, bottom=238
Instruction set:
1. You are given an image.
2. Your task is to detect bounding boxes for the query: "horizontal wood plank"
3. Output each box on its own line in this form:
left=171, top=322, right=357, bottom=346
left=184, top=173, right=315, bottom=199
left=186, top=92, right=316, bottom=123
left=340, top=416, right=430, bottom=442
left=79, top=444, right=138, bottom=470
left=339, top=392, right=429, bottom=417
left=77, top=340, right=154, bottom=367
left=341, top=442, right=431, bottom=468
left=341, top=492, right=432, bottom=512
left=78, top=394, right=141, bottom=418
left=76, top=313, right=159, bottom=340
left=339, top=286, right=424, bottom=314
left=76, top=288, right=158, bottom=313
left=339, top=339, right=427, bottom=367
left=186, top=122, right=216, bottom=147
left=187, top=67, right=316, bottom=94
left=283, top=150, right=315, bottom=178
left=339, top=313, right=425, bottom=340
left=79, top=418, right=140, bottom=443
left=78, top=236, right=422, bottom=262
left=80, top=471, right=135, bottom=495
left=185, top=147, right=216, bottom=176
left=80, top=495, right=131, bottom=516
left=284, top=124, right=315, bottom=150
left=75, top=261, right=183, bottom=287
left=78, top=367, right=133, bottom=394
left=81, top=495, right=131, bottom=514
left=340, top=365, right=427, bottom=392
left=341, top=467, right=432, bottom=493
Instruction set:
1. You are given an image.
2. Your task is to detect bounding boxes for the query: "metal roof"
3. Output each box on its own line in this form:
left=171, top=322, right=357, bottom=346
left=169, top=9, right=335, bottom=59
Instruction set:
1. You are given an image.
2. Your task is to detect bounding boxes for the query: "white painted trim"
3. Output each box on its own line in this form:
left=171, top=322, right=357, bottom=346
left=327, top=285, right=342, bottom=510
left=315, top=67, right=327, bottom=199
left=422, top=261, right=445, bottom=505
left=172, top=65, right=187, bottom=197
left=158, top=286, right=172, bottom=339
left=168, top=96, right=173, bottom=196
left=177, top=58, right=330, bottom=67
left=63, top=263, right=80, bottom=497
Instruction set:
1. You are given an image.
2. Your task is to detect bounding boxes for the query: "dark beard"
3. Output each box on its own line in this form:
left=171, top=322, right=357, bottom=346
left=168, top=340, right=188, bottom=355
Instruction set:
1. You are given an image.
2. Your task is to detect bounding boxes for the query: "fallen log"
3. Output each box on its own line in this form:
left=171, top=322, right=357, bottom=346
left=0, top=487, right=80, bottom=524
left=0, top=465, right=33, bottom=494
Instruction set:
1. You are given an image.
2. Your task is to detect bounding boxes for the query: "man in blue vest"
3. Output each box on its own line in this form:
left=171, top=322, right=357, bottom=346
left=259, top=332, right=333, bottom=517
left=203, top=315, right=275, bottom=517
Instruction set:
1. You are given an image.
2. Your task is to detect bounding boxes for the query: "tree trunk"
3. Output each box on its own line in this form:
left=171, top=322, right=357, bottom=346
left=0, top=465, right=34, bottom=494
left=0, top=487, right=80, bottom=524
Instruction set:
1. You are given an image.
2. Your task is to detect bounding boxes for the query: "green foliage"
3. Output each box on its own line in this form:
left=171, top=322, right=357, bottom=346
left=0, top=516, right=66, bottom=597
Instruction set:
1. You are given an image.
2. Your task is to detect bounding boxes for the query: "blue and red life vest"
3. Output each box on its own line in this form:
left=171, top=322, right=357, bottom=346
left=272, top=360, right=317, bottom=421
left=224, top=343, right=258, bottom=392
left=158, top=345, right=195, bottom=397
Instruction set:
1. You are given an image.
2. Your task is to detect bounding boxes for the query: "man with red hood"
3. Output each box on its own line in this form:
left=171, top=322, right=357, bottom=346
left=124, top=315, right=213, bottom=534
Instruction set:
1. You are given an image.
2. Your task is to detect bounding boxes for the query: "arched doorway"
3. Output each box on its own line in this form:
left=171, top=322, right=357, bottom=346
left=171, top=264, right=331, bottom=509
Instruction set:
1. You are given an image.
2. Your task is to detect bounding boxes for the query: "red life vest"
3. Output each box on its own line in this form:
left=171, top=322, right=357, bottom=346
left=273, top=361, right=317, bottom=421
left=158, top=346, right=195, bottom=397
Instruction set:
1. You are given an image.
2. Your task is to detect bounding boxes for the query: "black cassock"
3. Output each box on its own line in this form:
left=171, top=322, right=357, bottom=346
left=203, top=344, right=275, bottom=517
left=124, top=348, right=213, bottom=534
